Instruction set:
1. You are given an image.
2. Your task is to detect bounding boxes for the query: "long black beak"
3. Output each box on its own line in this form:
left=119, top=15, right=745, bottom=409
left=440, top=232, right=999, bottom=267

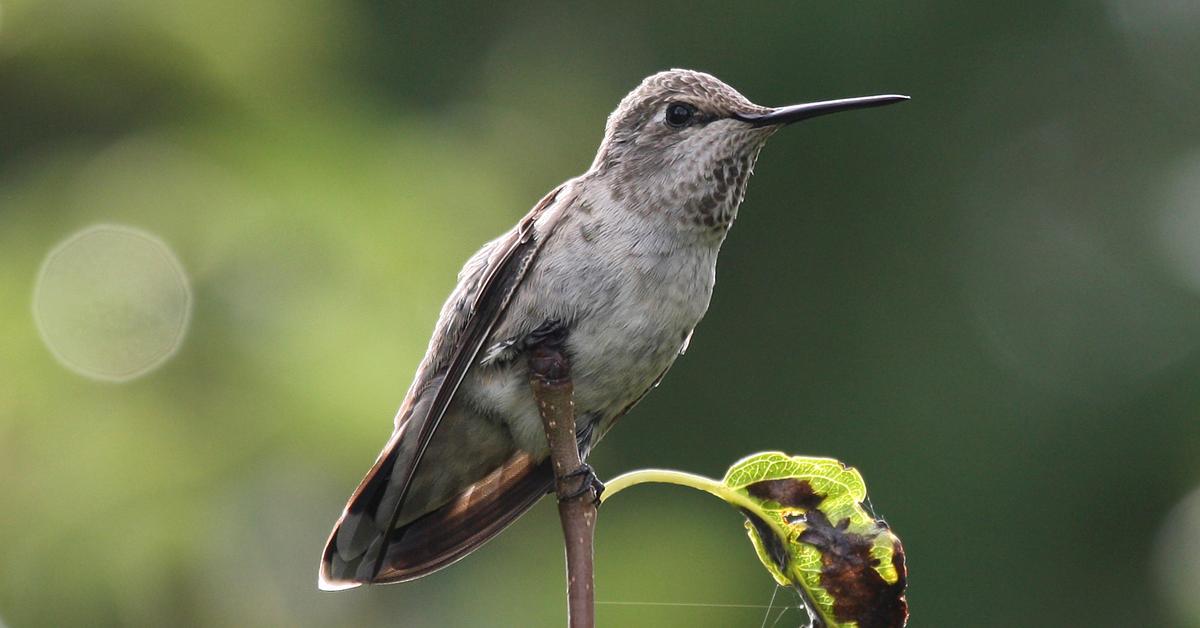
left=733, top=94, right=909, bottom=127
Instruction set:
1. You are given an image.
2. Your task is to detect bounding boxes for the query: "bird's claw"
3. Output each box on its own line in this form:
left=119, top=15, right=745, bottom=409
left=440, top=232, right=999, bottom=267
left=558, top=463, right=604, bottom=506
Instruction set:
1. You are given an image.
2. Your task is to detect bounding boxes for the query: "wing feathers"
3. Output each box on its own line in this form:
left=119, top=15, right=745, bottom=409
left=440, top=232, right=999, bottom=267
left=374, top=453, right=553, bottom=583
left=319, top=185, right=568, bottom=590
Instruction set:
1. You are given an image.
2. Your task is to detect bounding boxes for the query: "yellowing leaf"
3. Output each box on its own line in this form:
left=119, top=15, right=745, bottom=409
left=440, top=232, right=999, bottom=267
left=603, top=452, right=908, bottom=628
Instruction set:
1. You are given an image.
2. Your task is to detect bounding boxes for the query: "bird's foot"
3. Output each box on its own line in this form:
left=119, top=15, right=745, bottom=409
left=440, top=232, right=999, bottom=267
left=559, top=463, right=604, bottom=506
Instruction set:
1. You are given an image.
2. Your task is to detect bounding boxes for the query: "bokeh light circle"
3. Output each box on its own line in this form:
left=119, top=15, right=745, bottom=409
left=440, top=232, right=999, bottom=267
left=1107, top=0, right=1200, bottom=102
left=1156, top=151, right=1200, bottom=294
left=32, top=224, right=192, bottom=382
left=1154, top=485, right=1200, bottom=625
left=958, top=124, right=1196, bottom=401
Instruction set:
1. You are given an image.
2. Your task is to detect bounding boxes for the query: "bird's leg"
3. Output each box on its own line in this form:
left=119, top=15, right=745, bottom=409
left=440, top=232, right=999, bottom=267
left=560, top=463, right=605, bottom=505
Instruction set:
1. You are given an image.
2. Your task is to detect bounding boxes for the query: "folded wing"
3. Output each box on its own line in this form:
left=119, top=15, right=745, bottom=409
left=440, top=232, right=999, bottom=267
left=319, top=186, right=567, bottom=590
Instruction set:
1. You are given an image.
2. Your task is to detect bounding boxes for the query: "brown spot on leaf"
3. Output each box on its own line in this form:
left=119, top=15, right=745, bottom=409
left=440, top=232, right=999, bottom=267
left=797, top=510, right=908, bottom=628
left=746, top=479, right=825, bottom=510
left=739, top=508, right=788, bottom=572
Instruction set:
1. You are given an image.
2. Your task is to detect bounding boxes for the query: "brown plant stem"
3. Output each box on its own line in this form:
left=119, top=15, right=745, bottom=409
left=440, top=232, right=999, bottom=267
left=528, top=344, right=596, bottom=628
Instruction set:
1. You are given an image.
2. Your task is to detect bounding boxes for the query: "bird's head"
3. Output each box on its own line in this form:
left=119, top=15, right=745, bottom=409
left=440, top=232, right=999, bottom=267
left=589, top=69, right=906, bottom=231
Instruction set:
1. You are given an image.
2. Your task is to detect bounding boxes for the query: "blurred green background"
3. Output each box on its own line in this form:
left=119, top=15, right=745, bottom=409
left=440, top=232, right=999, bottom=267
left=3, top=1, right=1200, bottom=626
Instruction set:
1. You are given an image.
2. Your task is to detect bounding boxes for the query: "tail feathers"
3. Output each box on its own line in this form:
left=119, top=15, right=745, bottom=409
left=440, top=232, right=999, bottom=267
left=319, top=451, right=553, bottom=590
left=318, top=429, right=408, bottom=589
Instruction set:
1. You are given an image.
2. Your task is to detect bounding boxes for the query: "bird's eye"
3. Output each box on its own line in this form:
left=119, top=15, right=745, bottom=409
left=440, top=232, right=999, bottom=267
left=665, top=102, right=696, bottom=128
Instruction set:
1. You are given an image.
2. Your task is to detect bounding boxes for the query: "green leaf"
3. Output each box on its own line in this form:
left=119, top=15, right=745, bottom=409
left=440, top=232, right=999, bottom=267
left=603, top=452, right=908, bottom=628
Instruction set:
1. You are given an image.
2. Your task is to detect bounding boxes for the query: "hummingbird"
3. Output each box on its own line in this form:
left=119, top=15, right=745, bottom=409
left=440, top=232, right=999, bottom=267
left=319, top=69, right=906, bottom=590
